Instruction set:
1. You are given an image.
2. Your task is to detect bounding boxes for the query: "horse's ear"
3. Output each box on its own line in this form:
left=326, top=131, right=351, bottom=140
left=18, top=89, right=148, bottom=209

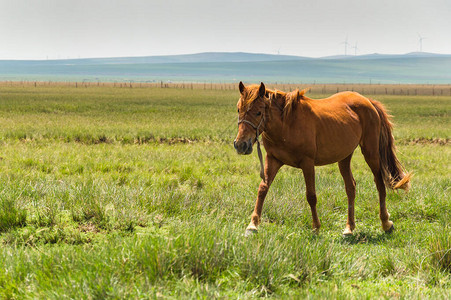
left=258, top=82, right=266, bottom=98
left=239, top=81, right=245, bottom=94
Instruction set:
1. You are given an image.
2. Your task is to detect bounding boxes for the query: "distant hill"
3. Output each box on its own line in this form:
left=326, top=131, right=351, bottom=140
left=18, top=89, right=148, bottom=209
left=91, top=52, right=310, bottom=64
left=1, top=52, right=450, bottom=83
left=0, top=52, right=309, bottom=66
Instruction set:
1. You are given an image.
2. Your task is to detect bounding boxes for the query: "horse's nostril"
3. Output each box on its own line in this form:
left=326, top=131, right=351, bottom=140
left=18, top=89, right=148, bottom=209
left=234, top=141, right=246, bottom=153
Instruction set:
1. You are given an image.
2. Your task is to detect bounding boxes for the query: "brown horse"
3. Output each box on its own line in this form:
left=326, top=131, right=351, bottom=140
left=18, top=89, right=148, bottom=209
left=234, top=82, right=411, bottom=236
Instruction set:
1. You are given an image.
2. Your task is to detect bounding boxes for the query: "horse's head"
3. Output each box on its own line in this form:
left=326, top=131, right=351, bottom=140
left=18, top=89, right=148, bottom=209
left=233, top=82, right=267, bottom=155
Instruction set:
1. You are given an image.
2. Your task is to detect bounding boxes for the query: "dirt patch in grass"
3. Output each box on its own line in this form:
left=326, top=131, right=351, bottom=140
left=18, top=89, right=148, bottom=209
left=78, top=223, right=100, bottom=234
left=400, top=138, right=450, bottom=146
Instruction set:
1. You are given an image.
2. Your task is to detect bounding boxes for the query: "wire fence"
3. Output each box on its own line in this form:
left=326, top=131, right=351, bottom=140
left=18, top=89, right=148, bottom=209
left=1, top=81, right=451, bottom=96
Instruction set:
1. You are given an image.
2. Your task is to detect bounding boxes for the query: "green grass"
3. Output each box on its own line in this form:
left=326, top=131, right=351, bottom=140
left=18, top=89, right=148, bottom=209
left=0, top=85, right=449, bottom=298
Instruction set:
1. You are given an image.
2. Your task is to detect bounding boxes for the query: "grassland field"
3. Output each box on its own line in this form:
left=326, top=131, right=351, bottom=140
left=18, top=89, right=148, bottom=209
left=0, top=85, right=449, bottom=298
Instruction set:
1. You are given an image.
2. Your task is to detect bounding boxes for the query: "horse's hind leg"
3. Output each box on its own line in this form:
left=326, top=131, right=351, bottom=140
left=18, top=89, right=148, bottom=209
left=360, top=143, right=394, bottom=232
left=338, top=153, right=356, bottom=235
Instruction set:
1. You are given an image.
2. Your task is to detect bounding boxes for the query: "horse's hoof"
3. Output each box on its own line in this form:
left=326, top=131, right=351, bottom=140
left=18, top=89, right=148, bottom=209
left=312, top=228, right=320, bottom=235
left=245, top=228, right=258, bottom=237
left=342, top=228, right=353, bottom=236
left=385, top=224, right=395, bottom=234
left=382, top=220, right=394, bottom=233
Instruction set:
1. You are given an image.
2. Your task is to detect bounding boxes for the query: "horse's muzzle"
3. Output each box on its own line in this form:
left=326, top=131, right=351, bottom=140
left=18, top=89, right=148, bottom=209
left=234, top=139, right=253, bottom=155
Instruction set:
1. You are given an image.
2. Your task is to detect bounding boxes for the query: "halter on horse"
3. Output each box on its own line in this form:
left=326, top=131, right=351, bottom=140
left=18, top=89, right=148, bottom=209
left=236, top=112, right=265, bottom=181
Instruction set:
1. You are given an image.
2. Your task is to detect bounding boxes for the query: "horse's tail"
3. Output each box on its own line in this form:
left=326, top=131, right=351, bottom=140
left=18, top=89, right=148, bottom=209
left=370, top=99, right=411, bottom=191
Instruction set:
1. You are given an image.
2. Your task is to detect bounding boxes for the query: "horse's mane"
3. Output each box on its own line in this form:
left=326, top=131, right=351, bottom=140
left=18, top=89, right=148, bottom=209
left=267, top=88, right=309, bottom=119
left=285, top=89, right=309, bottom=116
left=242, top=85, right=310, bottom=120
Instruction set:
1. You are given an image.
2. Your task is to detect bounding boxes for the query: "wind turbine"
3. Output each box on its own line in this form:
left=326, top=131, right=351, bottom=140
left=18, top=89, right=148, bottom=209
left=352, top=42, right=359, bottom=56
left=340, top=36, right=350, bottom=56
left=418, top=33, right=426, bottom=52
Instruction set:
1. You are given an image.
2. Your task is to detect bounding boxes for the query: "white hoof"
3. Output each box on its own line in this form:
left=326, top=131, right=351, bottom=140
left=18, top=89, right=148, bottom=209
left=245, top=223, right=258, bottom=237
left=382, top=220, right=394, bottom=233
left=343, top=227, right=353, bottom=236
left=244, top=228, right=257, bottom=237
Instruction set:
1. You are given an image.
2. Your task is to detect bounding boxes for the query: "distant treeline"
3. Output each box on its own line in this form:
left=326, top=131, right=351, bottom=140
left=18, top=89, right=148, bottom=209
left=1, top=81, right=451, bottom=96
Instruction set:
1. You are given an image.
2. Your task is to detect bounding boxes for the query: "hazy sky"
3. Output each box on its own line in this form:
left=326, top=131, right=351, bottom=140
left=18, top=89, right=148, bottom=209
left=1, top=0, right=450, bottom=60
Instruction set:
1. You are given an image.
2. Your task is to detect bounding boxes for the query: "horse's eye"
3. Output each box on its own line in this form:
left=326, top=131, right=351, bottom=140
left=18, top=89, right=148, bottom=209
left=256, top=111, right=262, bottom=116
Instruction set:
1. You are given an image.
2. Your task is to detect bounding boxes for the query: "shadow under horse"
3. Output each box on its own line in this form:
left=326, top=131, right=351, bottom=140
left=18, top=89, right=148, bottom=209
left=234, top=82, right=411, bottom=236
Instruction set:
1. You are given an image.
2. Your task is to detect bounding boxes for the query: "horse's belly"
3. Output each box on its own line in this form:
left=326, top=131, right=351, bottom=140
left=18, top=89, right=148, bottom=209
left=314, top=127, right=361, bottom=165
left=314, top=145, right=358, bottom=165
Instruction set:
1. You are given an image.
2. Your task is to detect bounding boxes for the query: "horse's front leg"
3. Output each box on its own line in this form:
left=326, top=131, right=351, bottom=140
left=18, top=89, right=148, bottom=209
left=245, top=155, right=283, bottom=236
left=302, top=160, right=321, bottom=231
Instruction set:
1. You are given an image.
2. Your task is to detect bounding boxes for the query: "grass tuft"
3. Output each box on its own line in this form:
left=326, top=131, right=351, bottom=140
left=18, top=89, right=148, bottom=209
left=0, top=197, right=27, bottom=233
left=429, top=227, right=451, bottom=272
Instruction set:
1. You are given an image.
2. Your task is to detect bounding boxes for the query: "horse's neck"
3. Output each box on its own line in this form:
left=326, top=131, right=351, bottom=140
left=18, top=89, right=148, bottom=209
left=264, top=99, right=311, bottom=139
left=264, top=99, right=285, bottom=136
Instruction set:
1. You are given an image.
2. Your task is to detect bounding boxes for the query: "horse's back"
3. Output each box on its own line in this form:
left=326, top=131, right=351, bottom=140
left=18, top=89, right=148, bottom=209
left=312, top=91, right=380, bottom=127
left=323, top=91, right=376, bottom=110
